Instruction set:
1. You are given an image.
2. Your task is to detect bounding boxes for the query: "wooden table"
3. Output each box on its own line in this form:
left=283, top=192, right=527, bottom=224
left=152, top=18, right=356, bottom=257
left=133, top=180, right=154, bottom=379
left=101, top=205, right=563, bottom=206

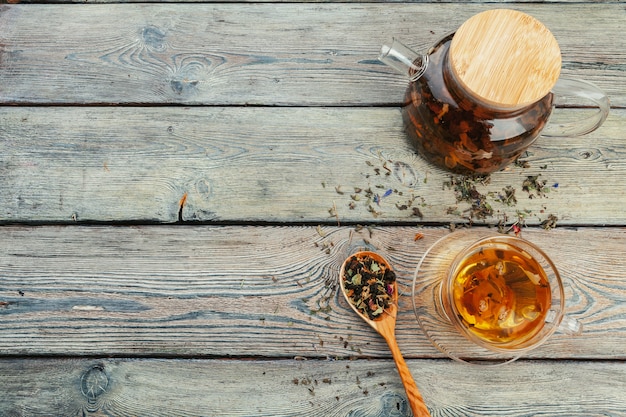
left=1, top=1, right=625, bottom=415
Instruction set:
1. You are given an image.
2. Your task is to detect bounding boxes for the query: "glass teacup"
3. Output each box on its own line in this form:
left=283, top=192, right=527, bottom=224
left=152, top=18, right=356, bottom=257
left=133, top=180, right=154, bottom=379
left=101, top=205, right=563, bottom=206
left=412, top=229, right=582, bottom=364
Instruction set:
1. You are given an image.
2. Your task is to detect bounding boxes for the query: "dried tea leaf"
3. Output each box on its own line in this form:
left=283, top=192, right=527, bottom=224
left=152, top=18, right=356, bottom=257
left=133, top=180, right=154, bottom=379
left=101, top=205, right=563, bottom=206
left=342, top=254, right=396, bottom=320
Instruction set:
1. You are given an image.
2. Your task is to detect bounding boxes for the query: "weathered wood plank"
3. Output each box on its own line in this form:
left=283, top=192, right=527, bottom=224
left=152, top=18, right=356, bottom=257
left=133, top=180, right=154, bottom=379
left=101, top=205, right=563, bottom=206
left=1, top=225, right=624, bottom=359
left=0, top=358, right=624, bottom=416
left=2, top=107, right=625, bottom=225
left=1, top=3, right=624, bottom=106
left=6, top=0, right=617, bottom=3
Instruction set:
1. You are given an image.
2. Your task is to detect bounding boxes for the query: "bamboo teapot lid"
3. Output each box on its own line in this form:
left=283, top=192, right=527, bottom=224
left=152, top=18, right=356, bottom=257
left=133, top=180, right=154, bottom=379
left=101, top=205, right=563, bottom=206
left=449, top=9, right=561, bottom=109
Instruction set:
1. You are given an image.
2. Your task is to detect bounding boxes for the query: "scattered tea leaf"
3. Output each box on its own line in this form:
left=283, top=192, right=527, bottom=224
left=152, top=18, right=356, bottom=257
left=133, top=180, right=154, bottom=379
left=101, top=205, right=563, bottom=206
left=412, top=207, right=424, bottom=218
left=540, top=214, right=558, bottom=230
left=444, top=174, right=494, bottom=219
left=522, top=174, right=549, bottom=198
left=497, top=185, right=517, bottom=206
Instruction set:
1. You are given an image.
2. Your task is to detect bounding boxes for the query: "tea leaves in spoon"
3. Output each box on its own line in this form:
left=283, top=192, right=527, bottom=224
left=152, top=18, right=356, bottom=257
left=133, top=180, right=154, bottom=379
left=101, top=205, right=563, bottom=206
left=342, top=253, right=396, bottom=320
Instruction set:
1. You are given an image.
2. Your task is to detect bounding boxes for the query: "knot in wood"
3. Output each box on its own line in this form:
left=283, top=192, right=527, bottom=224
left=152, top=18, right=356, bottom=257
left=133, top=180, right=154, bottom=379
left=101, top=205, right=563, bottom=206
left=141, top=25, right=167, bottom=51
left=81, top=364, right=109, bottom=403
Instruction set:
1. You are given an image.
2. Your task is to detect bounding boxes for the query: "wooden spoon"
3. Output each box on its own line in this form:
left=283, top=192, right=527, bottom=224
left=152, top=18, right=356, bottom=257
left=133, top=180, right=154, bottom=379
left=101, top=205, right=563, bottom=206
left=339, top=251, right=431, bottom=417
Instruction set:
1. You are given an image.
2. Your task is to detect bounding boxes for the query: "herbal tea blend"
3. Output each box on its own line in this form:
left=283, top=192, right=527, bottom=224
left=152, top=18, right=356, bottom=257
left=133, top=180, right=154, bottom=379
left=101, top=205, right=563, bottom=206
left=402, top=32, right=553, bottom=174
left=342, top=253, right=396, bottom=320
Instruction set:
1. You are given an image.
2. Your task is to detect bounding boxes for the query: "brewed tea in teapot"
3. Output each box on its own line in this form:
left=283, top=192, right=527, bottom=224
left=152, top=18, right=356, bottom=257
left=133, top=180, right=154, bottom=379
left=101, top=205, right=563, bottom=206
left=379, top=9, right=609, bottom=174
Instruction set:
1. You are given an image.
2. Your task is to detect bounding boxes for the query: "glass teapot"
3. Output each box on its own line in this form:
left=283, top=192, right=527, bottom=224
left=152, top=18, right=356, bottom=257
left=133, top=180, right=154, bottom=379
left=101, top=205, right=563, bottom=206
left=379, top=9, right=610, bottom=174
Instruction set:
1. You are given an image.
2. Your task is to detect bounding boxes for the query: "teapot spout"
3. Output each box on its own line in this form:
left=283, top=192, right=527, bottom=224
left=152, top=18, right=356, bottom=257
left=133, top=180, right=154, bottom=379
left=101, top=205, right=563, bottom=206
left=379, top=38, right=429, bottom=82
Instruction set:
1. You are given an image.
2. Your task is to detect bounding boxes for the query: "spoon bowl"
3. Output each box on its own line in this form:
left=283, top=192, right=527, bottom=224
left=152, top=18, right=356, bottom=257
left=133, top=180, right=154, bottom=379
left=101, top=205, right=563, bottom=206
left=340, top=251, right=431, bottom=417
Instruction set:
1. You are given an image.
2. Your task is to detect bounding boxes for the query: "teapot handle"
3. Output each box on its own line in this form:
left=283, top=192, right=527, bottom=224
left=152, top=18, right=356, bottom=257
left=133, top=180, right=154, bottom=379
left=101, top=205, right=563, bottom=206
left=542, top=77, right=610, bottom=137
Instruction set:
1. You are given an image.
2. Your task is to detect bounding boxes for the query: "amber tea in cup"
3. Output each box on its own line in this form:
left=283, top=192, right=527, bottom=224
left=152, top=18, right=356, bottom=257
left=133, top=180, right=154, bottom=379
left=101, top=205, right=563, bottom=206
left=412, top=230, right=582, bottom=363
left=446, top=240, right=551, bottom=349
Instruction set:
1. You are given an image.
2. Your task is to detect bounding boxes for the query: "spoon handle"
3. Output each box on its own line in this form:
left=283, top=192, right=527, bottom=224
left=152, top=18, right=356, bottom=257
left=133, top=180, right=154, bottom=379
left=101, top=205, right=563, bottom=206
left=386, top=337, right=431, bottom=417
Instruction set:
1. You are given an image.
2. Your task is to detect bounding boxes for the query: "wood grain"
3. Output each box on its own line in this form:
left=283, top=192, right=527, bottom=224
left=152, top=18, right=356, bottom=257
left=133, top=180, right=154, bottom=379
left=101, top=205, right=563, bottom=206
left=0, top=4, right=624, bottom=106
left=0, top=358, right=624, bottom=416
left=1, top=225, right=624, bottom=359
left=5, top=0, right=618, bottom=3
left=1, top=107, right=624, bottom=225
left=1, top=1, right=624, bottom=415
